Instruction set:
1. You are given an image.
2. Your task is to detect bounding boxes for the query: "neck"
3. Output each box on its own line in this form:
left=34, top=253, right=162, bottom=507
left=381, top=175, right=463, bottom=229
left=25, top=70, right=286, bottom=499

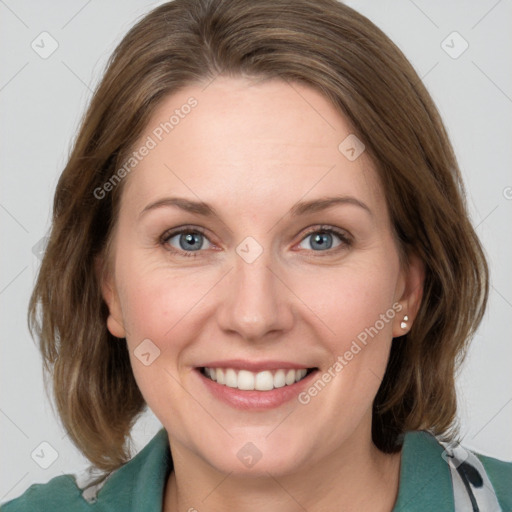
left=163, top=433, right=402, bottom=512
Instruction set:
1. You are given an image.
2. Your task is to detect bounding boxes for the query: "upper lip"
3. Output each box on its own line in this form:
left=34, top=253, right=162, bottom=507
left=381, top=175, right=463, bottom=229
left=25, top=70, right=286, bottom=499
left=198, top=359, right=316, bottom=372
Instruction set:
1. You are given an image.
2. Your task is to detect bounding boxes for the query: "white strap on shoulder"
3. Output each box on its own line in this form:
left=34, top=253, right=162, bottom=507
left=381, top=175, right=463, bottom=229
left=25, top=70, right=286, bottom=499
left=439, top=439, right=502, bottom=512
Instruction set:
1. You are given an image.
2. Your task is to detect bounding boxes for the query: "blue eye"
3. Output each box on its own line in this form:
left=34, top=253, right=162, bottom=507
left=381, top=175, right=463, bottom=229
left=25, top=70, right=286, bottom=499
left=162, top=228, right=212, bottom=257
left=297, top=227, right=350, bottom=252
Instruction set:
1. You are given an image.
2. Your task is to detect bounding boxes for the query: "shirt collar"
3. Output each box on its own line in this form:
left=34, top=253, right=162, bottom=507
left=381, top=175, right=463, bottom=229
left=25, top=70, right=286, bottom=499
left=392, top=430, right=455, bottom=511
left=90, top=427, right=172, bottom=511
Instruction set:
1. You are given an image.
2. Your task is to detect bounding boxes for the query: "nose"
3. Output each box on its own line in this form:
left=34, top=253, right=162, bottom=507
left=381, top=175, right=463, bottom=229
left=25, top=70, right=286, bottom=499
left=216, top=248, right=294, bottom=342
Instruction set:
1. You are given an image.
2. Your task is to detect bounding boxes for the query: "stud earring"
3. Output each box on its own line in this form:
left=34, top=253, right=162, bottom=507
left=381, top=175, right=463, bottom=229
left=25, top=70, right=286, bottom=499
left=400, top=315, right=409, bottom=330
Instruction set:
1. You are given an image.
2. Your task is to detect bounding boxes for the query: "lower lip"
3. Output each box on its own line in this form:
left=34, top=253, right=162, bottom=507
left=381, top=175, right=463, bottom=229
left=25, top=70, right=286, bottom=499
left=196, top=369, right=318, bottom=410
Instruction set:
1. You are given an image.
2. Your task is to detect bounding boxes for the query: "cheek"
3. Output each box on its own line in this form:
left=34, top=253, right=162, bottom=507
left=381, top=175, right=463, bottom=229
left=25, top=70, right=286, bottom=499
left=115, top=267, right=205, bottom=424
left=298, top=256, right=400, bottom=406
left=298, top=259, right=399, bottom=346
left=289, top=268, right=399, bottom=439
left=114, top=257, right=222, bottom=412
left=121, top=279, right=181, bottom=340
left=113, top=240, right=210, bottom=341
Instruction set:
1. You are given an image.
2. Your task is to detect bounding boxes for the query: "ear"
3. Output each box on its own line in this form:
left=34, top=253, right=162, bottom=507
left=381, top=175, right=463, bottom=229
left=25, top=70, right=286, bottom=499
left=95, top=256, right=126, bottom=339
left=392, top=251, right=425, bottom=337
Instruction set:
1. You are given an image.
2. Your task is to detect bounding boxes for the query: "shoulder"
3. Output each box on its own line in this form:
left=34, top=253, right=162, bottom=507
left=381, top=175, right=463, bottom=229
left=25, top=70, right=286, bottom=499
left=393, top=430, right=512, bottom=512
left=0, top=474, right=86, bottom=512
left=1, top=428, right=172, bottom=512
left=475, top=451, right=512, bottom=509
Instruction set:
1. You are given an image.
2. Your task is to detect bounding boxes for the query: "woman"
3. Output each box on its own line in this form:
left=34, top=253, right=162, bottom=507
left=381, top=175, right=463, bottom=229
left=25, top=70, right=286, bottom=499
left=2, top=0, right=510, bottom=510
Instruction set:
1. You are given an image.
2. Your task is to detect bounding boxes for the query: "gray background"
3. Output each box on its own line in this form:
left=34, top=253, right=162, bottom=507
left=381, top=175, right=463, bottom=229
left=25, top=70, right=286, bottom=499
left=1, top=0, right=511, bottom=503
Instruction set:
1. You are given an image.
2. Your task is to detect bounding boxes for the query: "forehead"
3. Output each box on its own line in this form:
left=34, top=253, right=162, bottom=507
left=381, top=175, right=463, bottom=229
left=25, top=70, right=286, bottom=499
left=120, top=76, right=384, bottom=219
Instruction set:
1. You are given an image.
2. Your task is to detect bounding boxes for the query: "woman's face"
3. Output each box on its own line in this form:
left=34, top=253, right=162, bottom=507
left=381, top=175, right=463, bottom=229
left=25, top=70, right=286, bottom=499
left=102, top=76, right=422, bottom=476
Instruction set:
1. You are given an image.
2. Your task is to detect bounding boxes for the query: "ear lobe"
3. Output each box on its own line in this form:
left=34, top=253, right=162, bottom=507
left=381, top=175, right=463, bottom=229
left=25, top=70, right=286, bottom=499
left=393, top=252, right=425, bottom=337
left=95, top=256, right=126, bottom=339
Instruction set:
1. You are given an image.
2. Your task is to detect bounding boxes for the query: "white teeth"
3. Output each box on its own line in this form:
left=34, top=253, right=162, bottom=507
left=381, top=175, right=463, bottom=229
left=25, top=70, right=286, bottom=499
left=285, top=369, right=296, bottom=386
left=203, top=367, right=311, bottom=391
left=296, top=369, right=307, bottom=382
left=273, top=369, right=286, bottom=388
left=255, top=371, right=274, bottom=391
left=237, top=370, right=255, bottom=390
left=225, top=368, right=238, bottom=388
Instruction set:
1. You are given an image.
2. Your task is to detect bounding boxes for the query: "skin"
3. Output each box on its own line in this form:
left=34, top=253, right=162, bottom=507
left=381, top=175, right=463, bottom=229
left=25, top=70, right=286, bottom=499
left=100, top=76, right=424, bottom=512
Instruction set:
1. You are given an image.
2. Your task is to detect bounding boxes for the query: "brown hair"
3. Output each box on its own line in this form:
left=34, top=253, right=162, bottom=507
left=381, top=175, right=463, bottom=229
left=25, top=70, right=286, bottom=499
left=29, top=0, right=488, bottom=475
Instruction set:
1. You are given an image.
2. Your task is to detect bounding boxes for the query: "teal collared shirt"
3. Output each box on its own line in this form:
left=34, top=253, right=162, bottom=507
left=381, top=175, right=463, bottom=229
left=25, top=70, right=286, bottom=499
left=2, top=428, right=511, bottom=511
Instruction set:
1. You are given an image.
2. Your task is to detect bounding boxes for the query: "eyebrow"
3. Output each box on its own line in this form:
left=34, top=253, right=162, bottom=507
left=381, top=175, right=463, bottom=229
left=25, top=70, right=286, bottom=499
left=139, top=195, right=372, bottom=219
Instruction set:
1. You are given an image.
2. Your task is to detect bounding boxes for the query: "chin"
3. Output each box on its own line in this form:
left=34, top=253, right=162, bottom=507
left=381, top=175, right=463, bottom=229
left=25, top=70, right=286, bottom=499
left=194, top=432, right=313, bottom=478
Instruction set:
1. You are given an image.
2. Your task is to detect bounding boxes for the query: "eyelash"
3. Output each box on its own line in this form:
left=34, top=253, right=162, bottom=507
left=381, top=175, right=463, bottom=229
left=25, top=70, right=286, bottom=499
left=159, top=225, right=352, bottom=259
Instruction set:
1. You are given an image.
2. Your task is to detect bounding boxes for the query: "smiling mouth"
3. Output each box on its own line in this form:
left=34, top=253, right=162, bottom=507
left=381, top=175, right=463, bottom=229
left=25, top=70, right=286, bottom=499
left=200, top=367, right=317, bottom=391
